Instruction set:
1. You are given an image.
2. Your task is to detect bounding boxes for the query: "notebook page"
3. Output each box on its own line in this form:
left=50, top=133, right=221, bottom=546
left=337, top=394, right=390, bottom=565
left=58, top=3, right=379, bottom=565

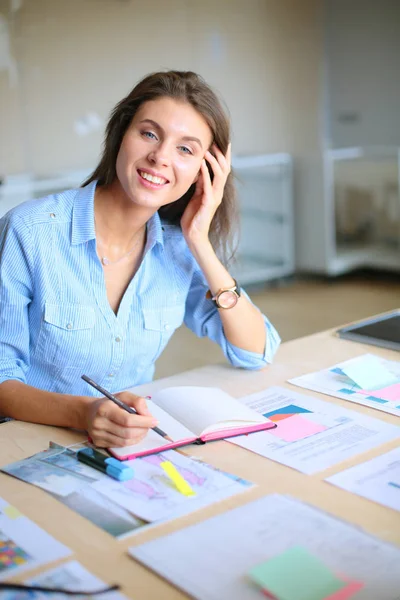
left=109, top=400, right=195, bottom=458
left=151, top=386, right=268, bottom=437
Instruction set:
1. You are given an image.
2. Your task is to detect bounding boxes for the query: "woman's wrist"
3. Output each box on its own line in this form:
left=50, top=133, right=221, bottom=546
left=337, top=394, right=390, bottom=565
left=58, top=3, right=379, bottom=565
left=73, top=395, right=95, bottom=431
left=186, top=237, right=215, bottom=264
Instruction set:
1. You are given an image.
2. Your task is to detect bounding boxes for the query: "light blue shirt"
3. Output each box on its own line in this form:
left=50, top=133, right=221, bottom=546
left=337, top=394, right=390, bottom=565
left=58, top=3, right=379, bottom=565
left=0, top=181, right=280, bottom=397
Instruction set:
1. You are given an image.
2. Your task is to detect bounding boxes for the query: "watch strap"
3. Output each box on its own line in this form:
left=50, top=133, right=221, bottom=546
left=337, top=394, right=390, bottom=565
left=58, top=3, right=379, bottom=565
left=206, top=279, right=241, bottom=306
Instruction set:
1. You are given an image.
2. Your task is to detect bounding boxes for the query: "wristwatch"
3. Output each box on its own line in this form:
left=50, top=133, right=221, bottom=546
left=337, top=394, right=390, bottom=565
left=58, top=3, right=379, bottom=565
left=206, top=279, right=241, bottom=309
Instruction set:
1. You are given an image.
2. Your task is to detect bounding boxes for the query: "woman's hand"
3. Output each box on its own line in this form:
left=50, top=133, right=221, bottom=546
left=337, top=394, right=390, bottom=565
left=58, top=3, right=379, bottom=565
left=85, top=392, right=158, bottom=448
left=181, top=143, right=231, bottom=249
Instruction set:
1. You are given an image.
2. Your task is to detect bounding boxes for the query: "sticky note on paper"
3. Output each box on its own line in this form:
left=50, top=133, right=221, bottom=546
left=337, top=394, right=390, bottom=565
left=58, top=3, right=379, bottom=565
left=160, top=461, right=196, bottom=497
left=359, top=382, right=400, bottom=402
left=340, top=355, right=398, bottom=391
left=325, top=579, right=364, bottom=600
left=4, top=504, right=22, bottom=519
left=247, top=546, right=346, bottom=600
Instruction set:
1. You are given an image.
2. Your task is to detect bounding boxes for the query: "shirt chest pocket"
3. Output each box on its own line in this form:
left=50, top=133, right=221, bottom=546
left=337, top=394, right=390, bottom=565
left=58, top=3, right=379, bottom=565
left=33, top=303, right=96, bottom=368
left=142, top=305, right=185, bottom=363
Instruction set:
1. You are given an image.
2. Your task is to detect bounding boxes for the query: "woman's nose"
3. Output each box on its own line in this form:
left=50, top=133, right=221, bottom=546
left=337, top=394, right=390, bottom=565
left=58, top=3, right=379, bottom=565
left=148, top=144, right=171, bottom=167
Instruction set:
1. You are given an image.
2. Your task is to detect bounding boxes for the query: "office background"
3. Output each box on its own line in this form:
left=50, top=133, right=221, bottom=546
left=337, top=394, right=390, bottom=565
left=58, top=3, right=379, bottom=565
left=0, top=0, right=399, bottom=377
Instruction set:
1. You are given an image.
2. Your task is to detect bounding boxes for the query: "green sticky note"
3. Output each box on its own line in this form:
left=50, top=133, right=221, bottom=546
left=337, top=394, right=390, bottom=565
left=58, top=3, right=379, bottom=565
left=248, top=546, right=346, bottom=600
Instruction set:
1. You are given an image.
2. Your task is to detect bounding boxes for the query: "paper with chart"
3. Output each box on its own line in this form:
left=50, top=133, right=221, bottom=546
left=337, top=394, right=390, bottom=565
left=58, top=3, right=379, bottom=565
left=129, top=493, right=400, bottom=600
left=327, top=446, right=400, bottom=512
left=92, top=449, right=253, bottom=522
left=229, top=386, right=400, bottom=474
left=0, top=496, right=71, bottom=581
left=0, top=444, right=148, bottom=539
left=289, top=354, right=400, bottom=417
left=0, top=560, right=127, bottom=599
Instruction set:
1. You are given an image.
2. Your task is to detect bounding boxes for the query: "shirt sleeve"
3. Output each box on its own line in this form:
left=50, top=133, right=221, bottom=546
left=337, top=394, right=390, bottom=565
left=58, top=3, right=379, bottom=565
left=0, top=213, right=34, bottom=385
left=183, top=267, right=281, bottom=370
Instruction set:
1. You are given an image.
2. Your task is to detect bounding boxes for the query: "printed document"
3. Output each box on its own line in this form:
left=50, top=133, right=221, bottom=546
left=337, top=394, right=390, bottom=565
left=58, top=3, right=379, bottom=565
left=230, top=386, right=400, bottom=474
left=327, top=446, right=400, bottom=512
left=0, top=496, right=71, bottom=581
left=289, top=354, right=400, bottom=417
left=92, top=449, right=253, bottom=522
left=129, top=494, right=400, bottom=600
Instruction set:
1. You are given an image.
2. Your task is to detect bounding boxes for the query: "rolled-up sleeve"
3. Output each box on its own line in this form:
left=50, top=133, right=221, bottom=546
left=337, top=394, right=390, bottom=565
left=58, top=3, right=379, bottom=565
left=0, top=214, right=34, bottom=385
left=184, top=268, right=281, bottom=370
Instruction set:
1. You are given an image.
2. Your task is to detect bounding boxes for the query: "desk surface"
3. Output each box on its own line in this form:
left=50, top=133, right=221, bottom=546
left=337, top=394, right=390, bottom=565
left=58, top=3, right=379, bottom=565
left=1, top=326, right=399, bottom=599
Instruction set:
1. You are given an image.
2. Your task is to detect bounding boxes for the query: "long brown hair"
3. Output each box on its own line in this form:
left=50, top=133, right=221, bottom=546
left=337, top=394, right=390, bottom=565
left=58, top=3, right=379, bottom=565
left=83, top=71, right=238, bottom=262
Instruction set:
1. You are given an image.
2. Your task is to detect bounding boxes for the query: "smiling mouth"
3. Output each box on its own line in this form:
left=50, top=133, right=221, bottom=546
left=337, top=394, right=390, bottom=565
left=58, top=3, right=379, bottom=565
left=138, top=170, right=169, bottom=185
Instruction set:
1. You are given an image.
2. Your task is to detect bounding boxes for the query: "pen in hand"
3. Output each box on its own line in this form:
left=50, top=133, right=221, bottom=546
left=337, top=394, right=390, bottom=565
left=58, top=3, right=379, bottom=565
left=81, top=374, right=169, bottom=439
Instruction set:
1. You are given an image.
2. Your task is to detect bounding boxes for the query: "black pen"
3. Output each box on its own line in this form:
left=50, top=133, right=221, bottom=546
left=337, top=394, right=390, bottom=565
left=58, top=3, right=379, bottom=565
left=81, top=374, right=169, bottom=439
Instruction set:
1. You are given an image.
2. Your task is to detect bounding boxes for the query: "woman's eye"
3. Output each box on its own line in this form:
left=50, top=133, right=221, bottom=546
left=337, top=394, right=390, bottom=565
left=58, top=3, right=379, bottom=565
left=178, top=146, right=193, bottom=155
left=142, top=131, right=157, bottom=140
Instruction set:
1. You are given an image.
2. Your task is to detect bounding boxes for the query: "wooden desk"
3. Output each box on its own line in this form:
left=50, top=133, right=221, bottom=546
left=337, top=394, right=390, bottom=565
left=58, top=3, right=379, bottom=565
left=1, top=328, right=399, bottom=599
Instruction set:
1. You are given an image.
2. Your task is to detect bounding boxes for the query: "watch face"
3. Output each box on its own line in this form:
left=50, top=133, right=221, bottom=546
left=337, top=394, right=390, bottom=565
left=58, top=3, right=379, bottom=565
left=217, top=290, right=239, bottom=309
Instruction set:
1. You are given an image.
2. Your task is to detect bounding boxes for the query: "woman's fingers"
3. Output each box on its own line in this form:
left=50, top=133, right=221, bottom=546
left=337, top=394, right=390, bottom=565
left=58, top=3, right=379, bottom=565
left=90, top=427, right=148, bottom=448
left=100, top=401, right=158, bottom=428
left=200, top=159, right=213, bottom=196
left=98, top=418, right=153, bottom=442
left=118, top=392, right=151, bottom=416
left=205, top=152, right=223, bottom=183
left=207, top=143, right=231, bottom=175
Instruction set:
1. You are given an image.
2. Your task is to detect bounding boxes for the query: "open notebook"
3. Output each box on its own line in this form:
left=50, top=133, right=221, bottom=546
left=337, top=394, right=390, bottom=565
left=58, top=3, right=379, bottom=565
left=110, top=386, right=276, bottom=460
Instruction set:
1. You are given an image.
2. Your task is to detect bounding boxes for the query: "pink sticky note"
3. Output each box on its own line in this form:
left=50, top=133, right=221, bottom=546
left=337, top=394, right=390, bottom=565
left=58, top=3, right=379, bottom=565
left=325, top=579, right=364, bottom=600
left=359, top=382, right=400, bottom=402
left=268, top=414, right=327, bottom=442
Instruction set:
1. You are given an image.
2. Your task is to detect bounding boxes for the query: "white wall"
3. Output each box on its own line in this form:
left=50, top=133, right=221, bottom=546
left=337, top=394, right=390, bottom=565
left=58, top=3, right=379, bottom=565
left=325, top=0, right=400, bottom=148
left=0, top=0, right=325, bottom=271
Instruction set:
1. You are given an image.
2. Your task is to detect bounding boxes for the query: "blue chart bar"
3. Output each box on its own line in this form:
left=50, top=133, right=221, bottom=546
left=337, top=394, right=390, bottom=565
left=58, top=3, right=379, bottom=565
left=365, top=396, right=388, bottom=404
left=388, top=482, right=400, bottom=490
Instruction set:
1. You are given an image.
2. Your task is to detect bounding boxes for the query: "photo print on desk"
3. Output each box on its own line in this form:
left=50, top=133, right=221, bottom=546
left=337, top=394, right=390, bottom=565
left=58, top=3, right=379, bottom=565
left=0, top=497, right=71, bottom=581
left=0, top=445, right=148, bottom=539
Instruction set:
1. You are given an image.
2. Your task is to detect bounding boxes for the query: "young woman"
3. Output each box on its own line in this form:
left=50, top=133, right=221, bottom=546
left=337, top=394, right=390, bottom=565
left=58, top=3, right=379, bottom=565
left=0, top=70, right=280, bottom=448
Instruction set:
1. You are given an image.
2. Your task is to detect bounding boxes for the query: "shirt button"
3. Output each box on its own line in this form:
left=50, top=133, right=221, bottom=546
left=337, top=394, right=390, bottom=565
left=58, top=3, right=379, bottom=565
left=164, top=323, right=170, bottom=331
left=108, top=373, right=114, bottom=378
left=50, top=213, right=56, bottom=218
left=115, top=336, right=121, bottom=342
left=66, top=323, right=73, bottom=329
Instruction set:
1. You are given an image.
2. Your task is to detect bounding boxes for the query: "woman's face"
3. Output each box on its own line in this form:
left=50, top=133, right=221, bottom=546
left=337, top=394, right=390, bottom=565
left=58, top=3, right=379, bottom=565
left=115, top=97, right=213, bottom=210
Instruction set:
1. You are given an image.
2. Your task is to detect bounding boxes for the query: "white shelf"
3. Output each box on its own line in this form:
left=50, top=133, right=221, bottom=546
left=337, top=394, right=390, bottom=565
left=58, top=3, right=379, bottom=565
left=329, top=242, right=400, bottom=275
left=325, top=146, right=400, bottom=275
left=232, top=153, right=295, bottom=285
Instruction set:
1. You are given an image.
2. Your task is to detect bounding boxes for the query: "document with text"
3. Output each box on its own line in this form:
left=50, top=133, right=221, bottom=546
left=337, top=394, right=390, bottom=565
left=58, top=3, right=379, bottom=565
left=327, top=446, right=400, bottom=512
left=229, top=386, right=400, bottom=474
left=130, top=494, right=400, bottom=600
left=289, top=354, right=400, bottom=417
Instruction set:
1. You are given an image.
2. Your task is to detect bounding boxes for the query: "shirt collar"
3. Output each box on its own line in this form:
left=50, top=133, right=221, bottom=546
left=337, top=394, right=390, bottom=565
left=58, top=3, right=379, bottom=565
left=146, top=210, right=165, bottom=249
left=71, top=180, right=97, bottom=245
left=71, top=180, right=165, bottom=248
